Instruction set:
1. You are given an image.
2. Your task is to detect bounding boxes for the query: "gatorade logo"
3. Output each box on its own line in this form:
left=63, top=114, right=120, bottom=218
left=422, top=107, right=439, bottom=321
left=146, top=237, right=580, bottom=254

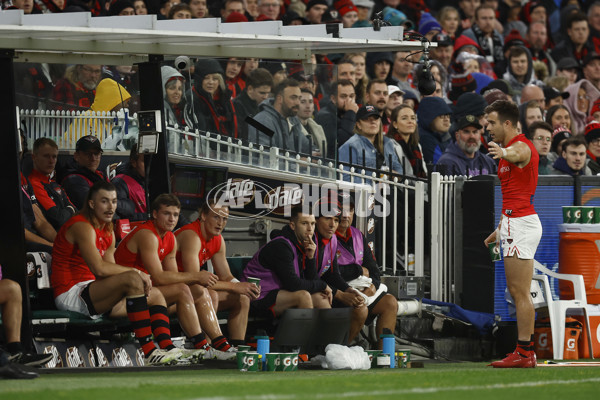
left=539, top=333, right=548, bottom=348
left=283, top=357, right=291, bottom=367
left=275, top=358, right=280, bottom=366
left=246, top=356, right=254, bottom=367
left=292, top=356, right=298, bottom=366
left=567, top=338, right=576, bottom=350
left=574, top=209, right=582, bottom=219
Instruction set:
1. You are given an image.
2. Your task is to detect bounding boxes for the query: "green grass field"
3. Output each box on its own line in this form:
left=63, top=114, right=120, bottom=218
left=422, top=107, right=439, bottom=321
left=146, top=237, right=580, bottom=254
left=1, top=362, right=599, bottom=400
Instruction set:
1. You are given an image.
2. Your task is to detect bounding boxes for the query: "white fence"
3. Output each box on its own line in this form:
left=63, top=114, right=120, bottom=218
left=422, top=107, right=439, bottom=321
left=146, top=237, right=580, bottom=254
left=19, top=108, right=137, bottom=150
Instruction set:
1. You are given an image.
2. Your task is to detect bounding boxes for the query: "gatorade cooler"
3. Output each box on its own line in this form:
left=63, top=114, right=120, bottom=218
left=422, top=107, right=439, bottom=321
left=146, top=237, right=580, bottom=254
left=571, top=305, right=600, bottom=359
left=534, top=317, right=582, bottom=359
left=558, top=224, right=600, bottom=303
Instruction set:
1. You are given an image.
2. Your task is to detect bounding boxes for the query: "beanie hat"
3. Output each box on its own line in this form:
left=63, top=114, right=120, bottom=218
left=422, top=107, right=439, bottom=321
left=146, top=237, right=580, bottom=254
left=551, top=126, right=572, bottom=153
left=108, top=0, right=134, bottom=16
left=335, top=0, right=357, bottom=17
left=449, top=73, right=476, bottom=102
left=225, top=11, right=249, bottom=23
left=484, top=88, right=510, bottom=105
left=590, top=98, right=600, bottom=117
left=503, top=29, right=527, bottom=52
left=585, top=121, right=600, bottom=143
left=418, top=12, right=442, bottom=36
left=453, top=92, right=488, bottom=121
left=306, top=0, right=328, bottom=11
left=382, top=7, right=409, bottom=27
left=193, top=59, right=224, bottom=89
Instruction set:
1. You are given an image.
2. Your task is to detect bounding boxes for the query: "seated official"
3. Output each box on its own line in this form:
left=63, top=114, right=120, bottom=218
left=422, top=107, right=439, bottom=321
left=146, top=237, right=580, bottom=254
left=242, top=205, right=333, bottom=320
left=112, top=145, right=148, bottom=222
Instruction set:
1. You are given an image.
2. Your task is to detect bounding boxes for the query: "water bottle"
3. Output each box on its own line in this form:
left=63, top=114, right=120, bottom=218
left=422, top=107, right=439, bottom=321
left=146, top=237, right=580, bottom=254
left=381, top=328, right=395, bottom=368
left=256, top=331, right=270, bottom=371
left=407, top=253, right=415, bottom=274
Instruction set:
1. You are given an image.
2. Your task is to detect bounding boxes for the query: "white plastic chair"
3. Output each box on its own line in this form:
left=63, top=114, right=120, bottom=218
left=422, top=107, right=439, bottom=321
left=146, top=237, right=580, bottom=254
left=532, top=260, right=594, bottom=360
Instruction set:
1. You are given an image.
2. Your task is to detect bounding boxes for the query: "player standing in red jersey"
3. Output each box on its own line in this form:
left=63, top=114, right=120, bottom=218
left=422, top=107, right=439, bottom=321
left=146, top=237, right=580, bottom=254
left=484, top=100, right=543, bottom=368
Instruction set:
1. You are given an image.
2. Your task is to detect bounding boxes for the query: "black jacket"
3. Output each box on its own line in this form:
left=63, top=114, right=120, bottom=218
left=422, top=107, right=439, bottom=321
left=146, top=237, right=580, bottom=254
left=60, top=160, right=107, bottom=209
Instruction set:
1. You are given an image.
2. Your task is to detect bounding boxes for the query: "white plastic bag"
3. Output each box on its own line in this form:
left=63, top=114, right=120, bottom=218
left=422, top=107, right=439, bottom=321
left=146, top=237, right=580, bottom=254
left=321, top=344, right=371, bottom=370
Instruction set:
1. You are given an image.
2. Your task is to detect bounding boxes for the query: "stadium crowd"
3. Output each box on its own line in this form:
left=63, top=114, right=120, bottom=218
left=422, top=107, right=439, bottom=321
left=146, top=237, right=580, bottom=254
left=4, top=0, right=600, bottom=375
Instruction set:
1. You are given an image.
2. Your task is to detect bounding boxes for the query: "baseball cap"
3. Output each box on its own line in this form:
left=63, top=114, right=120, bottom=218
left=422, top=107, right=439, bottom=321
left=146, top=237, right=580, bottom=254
left=356, top=105, right=380, bottom=120
left=388, top=85, right=405, bottom=97
left=456, top=115, right=483, bottom=131
left=353, top=0, right=374, bottom=8
left=583, top=52, right=600, bottom=67
left=481, top=80, right=512, bottom=96
left=432, top=32, right=453, bottom=47
left=556, top=57, right=580, bottom=70
left=543, top=86, right=569, bottom=101
left=76, top=135, right=103, bottom=153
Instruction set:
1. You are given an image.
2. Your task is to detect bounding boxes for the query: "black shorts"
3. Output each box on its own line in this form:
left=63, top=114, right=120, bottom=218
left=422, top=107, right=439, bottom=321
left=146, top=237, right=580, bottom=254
left=249, top=290, right=279, bottom=319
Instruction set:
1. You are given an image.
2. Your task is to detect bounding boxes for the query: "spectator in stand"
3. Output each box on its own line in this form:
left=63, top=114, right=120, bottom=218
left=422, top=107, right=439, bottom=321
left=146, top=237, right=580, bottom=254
left=115, top=194, right=236, bottom=360
left=347, top=53, right=368, bottom=105
left=338, top=105, right=403, bottom=181
left=418, top=12, right=443, bottom=42
left=388, top=51, right=418, bottom=98
left=583, top=52, right=600, bottom=91
left=315, top=79, right=358, bottom=158
left=555, top=58, right=581, bottom=86
left=50, top=181, right=185, bottom=365
left=430, top=33, right=454, bottom=70
left=298, top=89, right=327, bottom=157
left=548, top=126, right=571, bottom=165
left=564, top=79, right=600, bottom=135
left=550, top=136, right=591, bottom=176
left=503, top=46, right=542, bottom=104
left=336, top=0, right=358, bottom=28
left=584, top=121, right=600, bottom=175
left=52, top=64, right=102, bottom=111
left=305, top=0, right=329, bottom=24
left=28, top=138, right=76, bottom=231
left=220, top=58, right=245, bottom=98
left=387, top=104, right=427, bottom=178
left=366, top=52, right=393, bottom=82
left=434, top=115, right=495, bottom=176
left=337, top=59, right=357, bottom=86
left=108, top=0, right=135, bottom=15
left=462, top=5, right=504, bottom=73
left=257, top=0, right=280, bottom=20
left=385, top=85, right=404, bottom=121
left=61, top=135, right=108, bottom=210
left=353, top=0, right=373, bottom=24
left=529, top=120, right=554, bottom=175
left=457, top=0, right=479, bottom=30
left=527, top=21, right=556, bottom=77
left=187, top=0, right=208, bottom=18
left=518, top=101, right=544, bottom=138
left=546, top=104, right=573, bottom=132
left=520, top=85, right=545, bottom=107
left=589, top=2, right=600, bottom=53
left=242, top=205, right=333, bottom=320
left=133, top=0, right=148, bottom=14
left=364, top=78, right=390, bottom=130
left=261, top=60, right=288, bottom=86
left=242, top=58, right=260, bottom=80
left=437, top=6, right=461, bottom=40
left=191, top=59, right=237, bottom=137
left=244, top=0, right=259, bottom=19
left=552, top=12, right=594, bottom=66
left=0, top=278, right=53, bottom=368
left=542, top=86, right=569, bottom=112
left=247, top=78, right=310, bottom=153
left=168, top=3, right=192, bottom=18
left=233, top=67, right=273, bottom=142
left=221, top=0, right=244, bottom=20
left=591, top=98, right=600, bottom=124
left=417, top=96, right=453, bottom=164
left=161, top=66, right=194, bottom=128
left=158, top=0, right=179, bottom=19
left=112, top=145, right=147, bottom=222
left=9, top=0, right=35, bottom=13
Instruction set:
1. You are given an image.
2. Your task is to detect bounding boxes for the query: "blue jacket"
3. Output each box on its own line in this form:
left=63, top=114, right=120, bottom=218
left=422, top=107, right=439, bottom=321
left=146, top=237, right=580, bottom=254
left=417, top=97, right=453, bottom=164
left=434, top=142, right=497, bottom=176
left=338, top=134, right=403, bottom=182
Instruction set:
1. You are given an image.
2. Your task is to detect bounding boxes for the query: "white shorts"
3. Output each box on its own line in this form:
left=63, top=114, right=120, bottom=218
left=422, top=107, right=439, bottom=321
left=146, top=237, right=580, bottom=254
left=55, top=280, right=103, bottom=319
left=500, top=214, right=542, bottom=260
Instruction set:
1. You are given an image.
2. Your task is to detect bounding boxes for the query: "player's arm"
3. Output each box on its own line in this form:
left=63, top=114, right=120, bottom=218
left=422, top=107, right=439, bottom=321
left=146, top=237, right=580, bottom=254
left=488, top=141, right=531, bottom=167
left=209, top=237, right=260, bottom=299
left=70, top=222, right=133, bottom=277
left=174, top=230, right=218, bottom=286
left=32, top=203, right=57, bottom=242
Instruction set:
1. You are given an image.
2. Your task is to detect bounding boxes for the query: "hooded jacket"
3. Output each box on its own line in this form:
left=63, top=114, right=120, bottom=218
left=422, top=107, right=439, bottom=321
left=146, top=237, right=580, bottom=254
left=564, top=79, right=600, bottom=135
left=502, top=46, right=542, bottom=103
left=161, top=66, right=195, bottom=128
left=433, top=141, right=497, bottom=176
left=550, top=156, right=591, bottom=176
left=191, top=59, right=238, bottom=137
left=60, top=158, right=108, bottom=210
left=417, top=97, right=453, bottom=164
left=247, top=98, right=310, bottom=154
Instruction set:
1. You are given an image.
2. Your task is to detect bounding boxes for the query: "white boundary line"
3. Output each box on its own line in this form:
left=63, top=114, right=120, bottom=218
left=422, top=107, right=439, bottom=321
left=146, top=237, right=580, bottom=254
left=196, top=377, right=600, bottom=400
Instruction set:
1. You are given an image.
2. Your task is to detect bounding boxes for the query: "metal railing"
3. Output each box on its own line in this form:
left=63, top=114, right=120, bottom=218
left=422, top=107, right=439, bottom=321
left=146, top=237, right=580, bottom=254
left=19, top=108, right=138, bottom=150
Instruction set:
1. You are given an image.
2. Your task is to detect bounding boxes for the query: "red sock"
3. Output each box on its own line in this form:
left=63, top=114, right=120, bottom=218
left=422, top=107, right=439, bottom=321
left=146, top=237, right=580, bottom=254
left=126, top=295, right=155, bottom=356
left=149, top=305, right=175, bottom=350
left=191, top=332, right=209, bottom=350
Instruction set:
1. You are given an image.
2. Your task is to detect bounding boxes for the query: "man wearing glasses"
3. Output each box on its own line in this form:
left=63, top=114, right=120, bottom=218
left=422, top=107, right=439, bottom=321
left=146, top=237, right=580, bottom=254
left=61, top=135, right=107, bottom=209
left=528, top=121, right=553, bottom=175
left=52, top=64, right=103, bottom=111
left=257, top=0, right=280, bottom=20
